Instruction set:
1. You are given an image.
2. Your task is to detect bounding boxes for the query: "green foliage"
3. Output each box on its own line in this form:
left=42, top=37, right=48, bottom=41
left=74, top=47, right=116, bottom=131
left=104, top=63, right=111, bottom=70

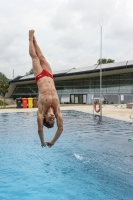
left=96, top=58, right=115, bottom=65
left=0, top=73, right=9, bottom=97
left=26, top=68, right=34, bottom=75
left=14, top=75, right=21, bottom=79
left=0, top=100, right=7, bottom=106
left=0, top=72, right=11, bottom=83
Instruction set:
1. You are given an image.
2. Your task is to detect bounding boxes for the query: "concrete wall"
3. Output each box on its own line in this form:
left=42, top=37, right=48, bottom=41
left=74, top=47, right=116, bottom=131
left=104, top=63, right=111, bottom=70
left=5, top=83, right=17, bottom=98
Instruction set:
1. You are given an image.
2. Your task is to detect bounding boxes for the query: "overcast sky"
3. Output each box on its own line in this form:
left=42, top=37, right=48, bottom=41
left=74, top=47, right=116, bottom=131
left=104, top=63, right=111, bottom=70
left=0, top=0, right=133, bottom=79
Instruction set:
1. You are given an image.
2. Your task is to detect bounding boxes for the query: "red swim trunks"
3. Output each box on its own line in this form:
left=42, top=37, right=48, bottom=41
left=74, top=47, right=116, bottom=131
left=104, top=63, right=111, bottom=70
left=35, top=70, right=53, bottom=83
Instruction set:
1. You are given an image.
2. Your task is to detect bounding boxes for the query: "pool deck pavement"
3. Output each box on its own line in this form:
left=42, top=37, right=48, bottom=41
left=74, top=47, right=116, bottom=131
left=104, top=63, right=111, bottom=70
left=0, top=104, right=133, bottom=122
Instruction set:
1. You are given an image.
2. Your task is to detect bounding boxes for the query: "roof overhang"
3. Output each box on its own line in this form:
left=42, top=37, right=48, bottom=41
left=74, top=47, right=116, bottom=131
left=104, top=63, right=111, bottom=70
left=9, top=60, right=133, bottom=83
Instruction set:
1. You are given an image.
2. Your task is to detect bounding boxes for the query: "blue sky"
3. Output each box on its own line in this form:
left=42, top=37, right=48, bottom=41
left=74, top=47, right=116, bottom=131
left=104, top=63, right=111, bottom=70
left=0, top=0, right=133, bottom=79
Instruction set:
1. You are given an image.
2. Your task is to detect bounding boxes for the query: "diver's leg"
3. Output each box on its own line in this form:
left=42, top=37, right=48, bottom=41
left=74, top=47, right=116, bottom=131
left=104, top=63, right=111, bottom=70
left=29, top=30, right=42, bottom=76
left=33, top=35, right=52, bottom=75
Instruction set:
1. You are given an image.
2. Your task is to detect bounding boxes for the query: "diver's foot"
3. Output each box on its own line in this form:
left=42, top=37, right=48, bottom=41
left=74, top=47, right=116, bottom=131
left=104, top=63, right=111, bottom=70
left=29, top=30, right=35, bottom=40
left=33, top=35, right=36, bottom=41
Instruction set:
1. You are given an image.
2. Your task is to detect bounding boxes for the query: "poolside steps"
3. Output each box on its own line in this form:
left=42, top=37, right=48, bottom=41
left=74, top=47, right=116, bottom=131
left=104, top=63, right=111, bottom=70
left=126, top=103, right=133, bottom=108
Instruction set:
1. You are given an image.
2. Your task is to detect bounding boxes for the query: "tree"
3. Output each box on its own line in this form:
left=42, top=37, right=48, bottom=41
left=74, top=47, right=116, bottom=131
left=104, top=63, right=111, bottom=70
left=14, top=75, right=22, bottom=79
left=0, top=72, right=11, bottom=83
left=0, top=74, right=9, bottom=107
left=26, top=68, right=34, bottom=75
left=95, top=58, right=115, bottom=65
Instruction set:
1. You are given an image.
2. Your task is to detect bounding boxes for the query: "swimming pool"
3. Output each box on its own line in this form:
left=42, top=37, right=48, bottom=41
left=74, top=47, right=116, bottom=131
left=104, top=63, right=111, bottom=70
left=0, top=110, right=133, bottom=200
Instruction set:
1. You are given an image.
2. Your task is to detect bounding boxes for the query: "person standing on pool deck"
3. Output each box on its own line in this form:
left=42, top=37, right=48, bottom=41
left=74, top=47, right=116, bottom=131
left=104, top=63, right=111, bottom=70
left=29, top=30, right=63, bottom=147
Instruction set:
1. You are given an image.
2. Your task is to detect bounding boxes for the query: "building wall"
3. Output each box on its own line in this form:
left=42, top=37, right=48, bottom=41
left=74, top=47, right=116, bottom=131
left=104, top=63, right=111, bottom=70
left=10, top=72, right=133, bottom=104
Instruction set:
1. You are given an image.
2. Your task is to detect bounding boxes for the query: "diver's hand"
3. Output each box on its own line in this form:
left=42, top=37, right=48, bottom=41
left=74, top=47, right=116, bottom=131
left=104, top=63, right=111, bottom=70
left=41, top=142, right=47, bottom=147
left=46, top=141, right=54, bottom=148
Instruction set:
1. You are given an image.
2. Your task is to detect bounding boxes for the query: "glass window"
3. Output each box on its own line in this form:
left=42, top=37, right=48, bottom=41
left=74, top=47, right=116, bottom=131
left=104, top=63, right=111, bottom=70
left=73, top=80, right=83, bottom=86
left=75, top=95, right=78, bottom=103
left=84, top=88, right=89, bottom=92
left=107, top=86, right=119, bottom=93
left=95, top=87, right=100, bottom=93
left=70, top=95, right=74, bottom=103
left=61, top=94, right=70, bottom=103
left=60, top=81, right=73, bottom=87
left=120, top=73, right=133, bottom=79
left=84, top=80, right=90, bottom=86
left=120, top=85, right=131, bottom=93
left=83, top=95, right=87, bottom=103
left=61, top=89, right=73, bottom=93
left=78, top=95, right=83, bottom=104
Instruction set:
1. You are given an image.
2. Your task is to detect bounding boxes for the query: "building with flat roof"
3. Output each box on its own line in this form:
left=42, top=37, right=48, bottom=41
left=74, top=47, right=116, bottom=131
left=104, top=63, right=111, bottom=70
left=7, top=60, right=133, bottom=104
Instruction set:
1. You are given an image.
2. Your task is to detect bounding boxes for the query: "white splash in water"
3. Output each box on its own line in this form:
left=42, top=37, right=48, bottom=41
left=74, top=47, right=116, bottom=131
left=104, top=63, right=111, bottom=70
left=73, top=153, right=84, bottom=161
left=73, top=153, right=93, bottom=164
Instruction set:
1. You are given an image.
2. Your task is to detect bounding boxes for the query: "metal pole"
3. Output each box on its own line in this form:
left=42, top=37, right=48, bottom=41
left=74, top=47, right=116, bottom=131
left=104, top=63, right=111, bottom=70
left=99, top=19, right=103, bottom=118
left=13, top=69, right=14, bottom=79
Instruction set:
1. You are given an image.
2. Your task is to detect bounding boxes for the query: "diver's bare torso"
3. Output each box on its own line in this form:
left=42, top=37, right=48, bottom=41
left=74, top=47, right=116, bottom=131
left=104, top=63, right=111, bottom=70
left=37, top=76, right=60, bottom=116
left=29, top=29, right=63, bottom=147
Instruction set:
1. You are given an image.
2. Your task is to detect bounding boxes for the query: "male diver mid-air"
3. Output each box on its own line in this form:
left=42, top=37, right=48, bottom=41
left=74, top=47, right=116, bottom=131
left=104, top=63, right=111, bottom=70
left=29, top=30, right=63, bottom=147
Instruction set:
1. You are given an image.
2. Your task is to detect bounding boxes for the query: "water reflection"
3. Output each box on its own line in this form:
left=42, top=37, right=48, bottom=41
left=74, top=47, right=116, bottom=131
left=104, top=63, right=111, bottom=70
left=93, top=114, right=102, bottom=125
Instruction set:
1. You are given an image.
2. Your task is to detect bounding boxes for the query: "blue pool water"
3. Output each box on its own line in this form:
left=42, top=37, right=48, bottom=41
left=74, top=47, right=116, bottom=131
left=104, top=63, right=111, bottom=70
left=0, top=110, right=133, bottom=200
